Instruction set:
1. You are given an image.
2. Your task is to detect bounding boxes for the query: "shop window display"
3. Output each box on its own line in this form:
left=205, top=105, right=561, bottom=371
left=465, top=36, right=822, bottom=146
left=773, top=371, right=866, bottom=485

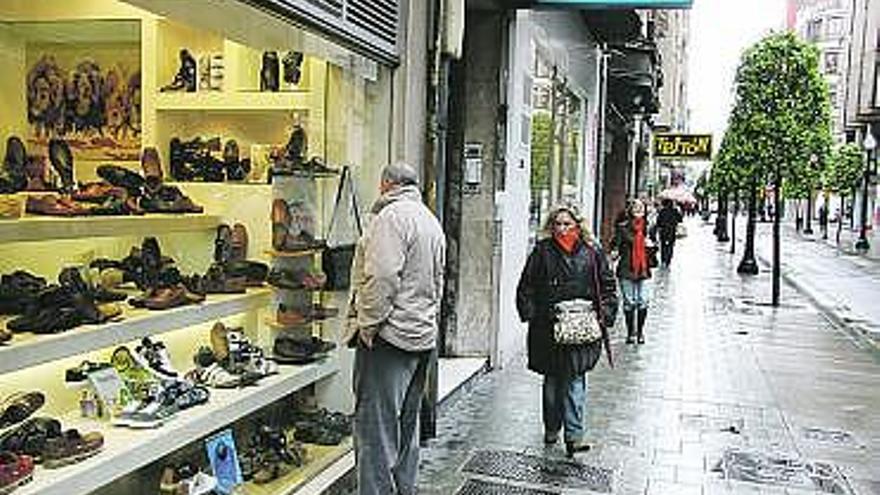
left=0, top=1, right=391, bottom=494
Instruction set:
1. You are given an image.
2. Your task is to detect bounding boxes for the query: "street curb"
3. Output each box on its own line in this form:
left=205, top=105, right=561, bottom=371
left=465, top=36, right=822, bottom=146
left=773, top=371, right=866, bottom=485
left=750, top=244, right=880, bottom=355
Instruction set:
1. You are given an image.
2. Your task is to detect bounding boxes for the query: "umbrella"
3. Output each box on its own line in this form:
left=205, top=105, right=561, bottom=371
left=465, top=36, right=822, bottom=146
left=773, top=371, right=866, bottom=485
left=658, top=186, right=696, bottom=204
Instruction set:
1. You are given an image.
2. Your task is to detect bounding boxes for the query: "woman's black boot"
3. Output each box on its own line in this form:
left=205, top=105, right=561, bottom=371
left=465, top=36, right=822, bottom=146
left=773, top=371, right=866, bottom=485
left=565, top=439, right=592, bottom=458
left=637, top=308, right=647, bottom=344
left=624, top=310, right=635, bottom=344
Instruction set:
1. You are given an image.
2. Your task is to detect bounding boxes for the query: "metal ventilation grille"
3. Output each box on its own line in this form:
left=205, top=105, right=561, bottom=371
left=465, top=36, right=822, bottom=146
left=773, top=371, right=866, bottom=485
left=347, top=0, right=398, bottom=45
left=303, top=0, right=343, bottom=16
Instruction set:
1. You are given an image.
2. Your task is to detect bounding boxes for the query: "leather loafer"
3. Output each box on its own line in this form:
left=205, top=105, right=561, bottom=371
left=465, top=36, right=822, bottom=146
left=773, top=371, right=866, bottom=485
left=96, top=165, right=145, bottom=196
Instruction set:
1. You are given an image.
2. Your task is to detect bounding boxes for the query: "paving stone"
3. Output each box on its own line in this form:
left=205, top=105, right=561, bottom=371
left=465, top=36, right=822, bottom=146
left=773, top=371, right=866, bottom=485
left=415, top=220, right=880, bottom=495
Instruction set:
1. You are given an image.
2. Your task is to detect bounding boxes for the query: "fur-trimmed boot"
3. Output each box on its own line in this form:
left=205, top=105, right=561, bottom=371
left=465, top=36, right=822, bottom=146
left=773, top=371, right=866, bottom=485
left=625, top=310, right=635, bottom=344
left=636, top=307, right=648, bottom=344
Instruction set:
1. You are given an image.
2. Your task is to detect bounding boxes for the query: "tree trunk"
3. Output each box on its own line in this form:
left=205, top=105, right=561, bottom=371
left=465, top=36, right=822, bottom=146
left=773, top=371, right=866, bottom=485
left=772, top=169, right=782, bottom=306
left=738, top=173, right=759, bottom=274
left=716, top=189, right=730, bottom=242
left=837, top=195, right=844, bottom=245
left=804, top=192, right=814, bottom=234
left=730, top=188, right=739, bottom=253
left=850, top=188, right=856, bottom=229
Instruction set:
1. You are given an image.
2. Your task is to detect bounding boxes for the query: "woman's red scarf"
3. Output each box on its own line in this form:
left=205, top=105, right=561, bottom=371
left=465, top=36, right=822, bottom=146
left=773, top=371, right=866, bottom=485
left=631, top=217, right=648, bottom=276
left=554, top=228, right=580, bottom=254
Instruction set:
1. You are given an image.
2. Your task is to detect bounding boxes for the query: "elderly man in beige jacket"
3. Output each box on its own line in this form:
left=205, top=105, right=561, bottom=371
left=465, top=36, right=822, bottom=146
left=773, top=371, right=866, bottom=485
left=346, top=162, right=445, bottom=495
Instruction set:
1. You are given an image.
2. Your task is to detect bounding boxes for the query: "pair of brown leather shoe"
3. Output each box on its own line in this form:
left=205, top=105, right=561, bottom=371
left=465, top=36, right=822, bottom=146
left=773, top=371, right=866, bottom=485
left=271, top=199, right=324, bottom=251
left=215, top=224, right=248, bottom=264
left=130, top=285, right=204, bottom=311
left=25, top=195, right=89, bottom=216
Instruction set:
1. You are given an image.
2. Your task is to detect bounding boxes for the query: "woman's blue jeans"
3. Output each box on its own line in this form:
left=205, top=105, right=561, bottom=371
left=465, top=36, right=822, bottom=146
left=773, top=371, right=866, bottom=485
left=542, top=373, right=587, bottom=442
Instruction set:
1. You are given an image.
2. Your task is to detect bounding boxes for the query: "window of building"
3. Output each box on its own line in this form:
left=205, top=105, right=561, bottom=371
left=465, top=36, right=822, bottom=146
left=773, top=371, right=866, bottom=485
left=806, top=18, right=823, bottom=42
left=825, top=51, right=840, bottom=74
left=826, top=16, right=844, bottom=38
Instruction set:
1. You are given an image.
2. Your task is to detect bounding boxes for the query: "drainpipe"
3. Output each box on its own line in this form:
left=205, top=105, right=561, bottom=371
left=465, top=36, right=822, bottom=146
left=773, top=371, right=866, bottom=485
left=594, top=44, right=609, bottom=238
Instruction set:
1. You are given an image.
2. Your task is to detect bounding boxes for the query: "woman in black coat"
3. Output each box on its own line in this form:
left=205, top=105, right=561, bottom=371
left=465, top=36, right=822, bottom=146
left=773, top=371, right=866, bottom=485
left=516, top=203, right=618, bottom=457
left=612, top=199, right=654, bottom=344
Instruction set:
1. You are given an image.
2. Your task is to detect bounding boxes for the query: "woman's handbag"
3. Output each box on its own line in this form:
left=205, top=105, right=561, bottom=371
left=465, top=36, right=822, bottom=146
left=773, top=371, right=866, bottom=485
left=646, top=239, right=659, bottom=268
left=322, top=166, right=362, bottom=291
left=552, top=299, right=602, bottom=345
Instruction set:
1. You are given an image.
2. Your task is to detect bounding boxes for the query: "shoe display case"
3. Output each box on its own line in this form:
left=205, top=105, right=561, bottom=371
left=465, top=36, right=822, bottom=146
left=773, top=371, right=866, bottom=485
left=0, top=1, right=392, bottom=494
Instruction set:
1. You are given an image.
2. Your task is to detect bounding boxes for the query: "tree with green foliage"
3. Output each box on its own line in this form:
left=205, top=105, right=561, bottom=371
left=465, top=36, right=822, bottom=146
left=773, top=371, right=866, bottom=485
left=825, top=143, right=865, bottom=243
left=719, top=31, right=832, bottom=304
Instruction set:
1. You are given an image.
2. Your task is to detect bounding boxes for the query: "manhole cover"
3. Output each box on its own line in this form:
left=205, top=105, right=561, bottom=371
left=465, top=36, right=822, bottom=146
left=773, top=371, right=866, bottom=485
left=802, top=427, right=860, bottom=447
left=714, top=449, right=854, bottom=494
left=462, top=450, right=613, bottom=493
left=456, top=479, right=558, bottom=495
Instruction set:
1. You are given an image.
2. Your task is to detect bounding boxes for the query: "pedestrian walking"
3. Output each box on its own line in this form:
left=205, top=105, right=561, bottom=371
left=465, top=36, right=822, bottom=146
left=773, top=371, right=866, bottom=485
left=516, top=202, right=618, bottom=458
left=656, top=198, right=683, bottom=266
left=612, top=199, right=654, bottom=344
left=819, top=204, right=829, bottom=240
left=346, top=162, right=446, bottom=495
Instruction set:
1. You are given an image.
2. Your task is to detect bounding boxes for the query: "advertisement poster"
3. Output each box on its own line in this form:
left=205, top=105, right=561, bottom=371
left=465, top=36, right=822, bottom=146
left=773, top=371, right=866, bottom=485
left=25, top=43, right=141, bottom=161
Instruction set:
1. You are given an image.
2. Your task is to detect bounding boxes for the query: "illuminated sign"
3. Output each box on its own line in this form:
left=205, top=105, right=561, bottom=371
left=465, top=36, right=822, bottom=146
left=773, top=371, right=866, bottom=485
left=653, top=134, right=712, bottom=159
left=534, top=0, right=693, bottom=7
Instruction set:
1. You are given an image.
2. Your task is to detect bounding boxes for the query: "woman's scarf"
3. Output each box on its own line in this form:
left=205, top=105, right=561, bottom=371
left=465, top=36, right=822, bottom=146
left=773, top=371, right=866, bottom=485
left=631, top=217, right=648, bottom=276
left=554, top=227, right=580, bottom=254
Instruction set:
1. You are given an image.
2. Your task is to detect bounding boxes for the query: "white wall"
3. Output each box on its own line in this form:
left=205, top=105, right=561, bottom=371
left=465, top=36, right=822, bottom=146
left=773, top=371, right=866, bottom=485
left=495, top=11, right=533, bottom=367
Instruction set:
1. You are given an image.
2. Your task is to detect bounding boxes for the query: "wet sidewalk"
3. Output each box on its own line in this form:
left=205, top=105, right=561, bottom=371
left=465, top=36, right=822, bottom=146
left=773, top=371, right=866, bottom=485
left=416, top=217, right=880, bottom=495
left=730, top=219, right=880, bottom=350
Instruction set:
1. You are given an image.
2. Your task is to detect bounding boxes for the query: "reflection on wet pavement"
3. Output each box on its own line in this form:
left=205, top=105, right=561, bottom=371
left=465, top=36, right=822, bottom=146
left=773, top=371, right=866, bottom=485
left=418, top=218, right=880, bottom=494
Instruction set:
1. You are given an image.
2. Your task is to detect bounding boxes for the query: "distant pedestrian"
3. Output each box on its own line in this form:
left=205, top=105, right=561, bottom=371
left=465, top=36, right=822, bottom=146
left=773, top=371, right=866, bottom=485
left=612, top=199, right=654, bottom=344
left=656, top=199, right=683, bottom=266
left=819, top=205, right=828, bottom=239
left=516, top=202, right=618, bottom=458
left=347, top=162, right=446, bottom=495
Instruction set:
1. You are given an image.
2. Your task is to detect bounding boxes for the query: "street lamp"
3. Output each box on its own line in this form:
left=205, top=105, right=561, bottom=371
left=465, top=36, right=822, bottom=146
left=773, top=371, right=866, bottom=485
left=855, top=128, right=877, bottom=251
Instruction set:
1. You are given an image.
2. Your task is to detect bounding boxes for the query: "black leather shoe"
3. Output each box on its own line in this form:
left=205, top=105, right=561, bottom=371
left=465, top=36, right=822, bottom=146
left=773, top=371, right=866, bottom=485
left=1, top=136, right=28, bottom=193
left=48, top=138, right=74, bottom=193
left=97, top=165, right=145, bottom=196
left=260, top=51, right=280, bottom=91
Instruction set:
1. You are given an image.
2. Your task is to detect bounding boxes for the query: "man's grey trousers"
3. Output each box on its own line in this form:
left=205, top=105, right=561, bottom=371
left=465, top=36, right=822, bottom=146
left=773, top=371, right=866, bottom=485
left=353, top=338, right=430, bottom=495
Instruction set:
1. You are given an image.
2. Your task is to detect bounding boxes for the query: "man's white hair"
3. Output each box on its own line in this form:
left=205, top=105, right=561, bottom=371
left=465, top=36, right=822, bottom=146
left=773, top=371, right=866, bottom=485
left=381, top=162, right=419, bottom=187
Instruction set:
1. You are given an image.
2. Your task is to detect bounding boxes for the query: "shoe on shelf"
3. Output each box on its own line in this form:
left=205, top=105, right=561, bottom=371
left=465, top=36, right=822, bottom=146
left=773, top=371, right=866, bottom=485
left=273, top=335, right=335, bottom=365
left=96, top=164, right=145, bottom=197
left=0, top=416, right=62, bottom=462
left=282, top=51, right=304, bottom=85
left=0, top=136, right=28, bottom=194
left=47, top=138, right=74, bottom=194
left=213, top=224, right=233, bottom=265
left=267, top=268, right=326, bottom=291
left=65, top=361, right=112, bottom=385
left=260, top=51, right=280, bottom=92
left=230, top=223, right=248, bottom=262
left=222, top=260, right=268, bottom=287
left=25, top=195, right=89, bottom=217
left=0, top=392, right=45, bottom=430
left=136, top=337, right=179, bottom=379
left=42, top=429, right=103, bottom=469
left=0, top=451, right=34, bottom=493
left=161, top=49, right=197, bottom=92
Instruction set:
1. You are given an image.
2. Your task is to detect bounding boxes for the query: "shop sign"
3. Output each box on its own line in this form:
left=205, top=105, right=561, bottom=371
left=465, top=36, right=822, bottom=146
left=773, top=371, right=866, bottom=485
left=653, top=134, right=712, bottom=160
left=533, top=0, right=693, bottom=8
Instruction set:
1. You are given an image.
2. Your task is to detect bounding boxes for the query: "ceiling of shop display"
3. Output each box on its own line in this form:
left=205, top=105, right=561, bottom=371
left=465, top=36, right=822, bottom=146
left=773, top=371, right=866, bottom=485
left=0, top=20, right=140, bottom=43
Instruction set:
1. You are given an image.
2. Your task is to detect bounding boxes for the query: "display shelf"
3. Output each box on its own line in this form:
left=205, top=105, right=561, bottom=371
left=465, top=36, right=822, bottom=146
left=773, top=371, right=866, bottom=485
left=156, top=91, right=310, bottom=112
left=271, top=171, right=340, bottom=180
left=243, top=438, right=353, bottom=495
left=0, top=213, right=221, bottom=244
left=0, top=288, right=272, bottom=375
left=18, top=357, right=340, bottom=495
left=265, top=248, right=323, bottom=258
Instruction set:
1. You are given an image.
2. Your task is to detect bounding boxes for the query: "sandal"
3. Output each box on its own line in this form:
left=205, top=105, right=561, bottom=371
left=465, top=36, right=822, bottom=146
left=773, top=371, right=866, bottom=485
left=42, top=429, right=103, bottom=468
left=0, top=392, right=45, bottom=430
left=0, top=417, right=62, bottom=461
left=0, top=451, right=33, bottom=494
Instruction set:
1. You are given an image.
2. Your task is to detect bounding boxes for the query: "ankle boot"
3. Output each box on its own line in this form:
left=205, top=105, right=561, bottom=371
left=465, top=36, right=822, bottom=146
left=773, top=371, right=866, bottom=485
left=637, top=307, right=647, bottom=344
left=624, top=310, right=635, bottom=344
